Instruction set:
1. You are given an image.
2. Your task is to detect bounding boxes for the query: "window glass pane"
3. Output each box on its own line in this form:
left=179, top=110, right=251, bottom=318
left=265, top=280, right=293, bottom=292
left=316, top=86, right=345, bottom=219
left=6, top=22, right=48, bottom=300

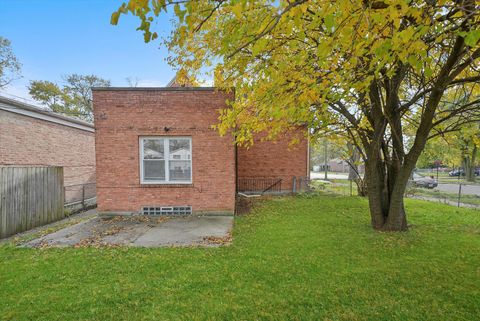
left=143, top=139, right=164, bottom=159
left=169, top=138, right=190, bottom=160
left=169, top=160, right=191, bottom=181
left=144, top=160, right=165, bottom=181
left=168, top=139, right=191, bottom=181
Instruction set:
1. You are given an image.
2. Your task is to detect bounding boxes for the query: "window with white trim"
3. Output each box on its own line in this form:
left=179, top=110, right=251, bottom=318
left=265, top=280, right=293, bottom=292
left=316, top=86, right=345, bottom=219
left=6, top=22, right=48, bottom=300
left=140, top=137, right=192, bottom=184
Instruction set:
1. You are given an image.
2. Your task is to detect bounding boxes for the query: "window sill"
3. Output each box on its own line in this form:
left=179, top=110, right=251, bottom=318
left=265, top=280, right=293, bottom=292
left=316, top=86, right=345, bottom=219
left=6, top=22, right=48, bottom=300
left=140, top=183, right=194, bottom=188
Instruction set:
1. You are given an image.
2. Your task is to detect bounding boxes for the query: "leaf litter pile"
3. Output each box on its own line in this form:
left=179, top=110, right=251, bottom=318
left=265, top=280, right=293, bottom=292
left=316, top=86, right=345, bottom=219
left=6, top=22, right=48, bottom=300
left=201, top=231, right=232, bottom=246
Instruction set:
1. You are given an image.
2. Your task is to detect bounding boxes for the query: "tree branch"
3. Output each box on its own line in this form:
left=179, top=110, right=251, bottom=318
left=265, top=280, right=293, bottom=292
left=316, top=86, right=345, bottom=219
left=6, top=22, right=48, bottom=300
left=226, top=0, right=308, bottom=59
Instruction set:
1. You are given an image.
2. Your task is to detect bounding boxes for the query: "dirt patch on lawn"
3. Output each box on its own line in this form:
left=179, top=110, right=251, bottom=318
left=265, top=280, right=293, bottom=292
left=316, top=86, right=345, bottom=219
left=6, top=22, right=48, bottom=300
left=236, top=194, right=278, bottom=216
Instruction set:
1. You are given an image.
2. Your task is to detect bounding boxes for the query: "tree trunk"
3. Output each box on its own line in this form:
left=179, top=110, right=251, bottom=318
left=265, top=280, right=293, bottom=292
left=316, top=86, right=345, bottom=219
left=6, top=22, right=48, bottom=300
left=347, top=145, right=367, bottom=196
left=364, top=147, right=411, bottom=232
left=364, top=166, right=409, bottom=231
left=465, top=145, right=477, bottom=182
left=356, top=179, right=368, bottom=197
left=365, top=152, right=388, bottom=229
left=382, top=172, right=409, bottom=231
left=472, top=145, right=477, bottom=182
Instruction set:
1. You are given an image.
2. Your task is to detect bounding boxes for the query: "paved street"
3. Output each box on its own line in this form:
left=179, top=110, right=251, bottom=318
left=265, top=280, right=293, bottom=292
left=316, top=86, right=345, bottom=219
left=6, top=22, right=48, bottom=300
left=310, top=172, right=350, bottom=180
left=436, top=183, right=480, bottom=196
left=310, top=171, right=480, bottom=196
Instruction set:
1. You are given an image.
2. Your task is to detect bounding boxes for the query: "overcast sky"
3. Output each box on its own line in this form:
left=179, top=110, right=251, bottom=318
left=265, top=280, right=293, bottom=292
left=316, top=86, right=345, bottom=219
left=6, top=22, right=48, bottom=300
left=0, top=0, right=177, bottom=103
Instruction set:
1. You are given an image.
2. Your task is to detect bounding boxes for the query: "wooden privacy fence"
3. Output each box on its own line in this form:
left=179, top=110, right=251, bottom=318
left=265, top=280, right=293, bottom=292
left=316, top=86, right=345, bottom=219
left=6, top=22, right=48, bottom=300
left=0, top=166, right=64, bottom=239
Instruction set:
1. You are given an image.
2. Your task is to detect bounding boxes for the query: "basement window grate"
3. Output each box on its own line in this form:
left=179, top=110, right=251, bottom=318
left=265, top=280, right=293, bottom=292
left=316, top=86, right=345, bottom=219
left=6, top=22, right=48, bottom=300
left=142, top=206, right=192, bottom=216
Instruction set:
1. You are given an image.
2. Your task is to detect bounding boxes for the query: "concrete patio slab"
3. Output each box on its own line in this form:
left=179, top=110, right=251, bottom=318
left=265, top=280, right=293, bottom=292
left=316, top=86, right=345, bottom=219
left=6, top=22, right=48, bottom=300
left=134, top=216, right=233, bottom=247
left=24, top=215, right=234, bottom=248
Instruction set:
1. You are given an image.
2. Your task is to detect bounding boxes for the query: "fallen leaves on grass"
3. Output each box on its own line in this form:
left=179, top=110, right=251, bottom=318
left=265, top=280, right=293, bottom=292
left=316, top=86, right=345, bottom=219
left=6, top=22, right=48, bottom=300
left=202, top=232, right=232, bottom=246
left=73, top=236, right=121, bottom=249
left=33, top=240, right=52, bottom=249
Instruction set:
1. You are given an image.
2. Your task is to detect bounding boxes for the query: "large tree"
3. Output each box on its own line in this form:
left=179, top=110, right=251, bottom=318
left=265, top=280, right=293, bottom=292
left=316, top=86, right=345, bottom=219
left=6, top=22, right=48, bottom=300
left=113, top=0, right=480, bottom=231
left=0, top=36, right=21, bottom=89
left=29, top=74, right=110, bottom=122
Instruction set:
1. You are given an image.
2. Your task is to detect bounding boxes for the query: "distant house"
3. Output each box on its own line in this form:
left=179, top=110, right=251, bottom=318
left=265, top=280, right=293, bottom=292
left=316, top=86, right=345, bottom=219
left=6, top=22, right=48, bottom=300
left=327, top=158, right=350, bottom=172
left=92, top=85, right=308, bottom=216
left=317, top=158, right=364, bottom=174
left=0, top=96, right=96, bottom=203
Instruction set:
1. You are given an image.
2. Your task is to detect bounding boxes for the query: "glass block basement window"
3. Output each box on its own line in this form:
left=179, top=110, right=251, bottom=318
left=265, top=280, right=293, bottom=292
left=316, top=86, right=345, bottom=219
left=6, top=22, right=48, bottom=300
left=142, top=206, right=192, bottom=216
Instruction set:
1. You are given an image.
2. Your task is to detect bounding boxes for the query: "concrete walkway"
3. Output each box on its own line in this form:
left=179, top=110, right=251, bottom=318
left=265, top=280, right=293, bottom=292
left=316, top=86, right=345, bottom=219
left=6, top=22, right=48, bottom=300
left=24, top=213, right=233, bottom=248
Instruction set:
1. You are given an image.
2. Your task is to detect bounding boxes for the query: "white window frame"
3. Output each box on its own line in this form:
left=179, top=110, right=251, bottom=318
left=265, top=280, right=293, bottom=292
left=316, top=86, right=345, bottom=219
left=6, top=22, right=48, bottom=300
left=139, top=136, right=192, bottom=184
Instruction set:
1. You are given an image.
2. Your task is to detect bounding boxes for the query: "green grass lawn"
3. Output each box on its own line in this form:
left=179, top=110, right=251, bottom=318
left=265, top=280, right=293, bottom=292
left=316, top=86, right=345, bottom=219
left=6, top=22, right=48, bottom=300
left=1, top=196, right=479, bottom=321
left=310, top=179, right=358, bottom=196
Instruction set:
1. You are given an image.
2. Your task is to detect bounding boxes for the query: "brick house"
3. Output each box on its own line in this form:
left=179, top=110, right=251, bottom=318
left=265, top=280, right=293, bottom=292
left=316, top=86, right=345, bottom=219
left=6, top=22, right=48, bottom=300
left=92, top=87, right=308, bottom=216
left=0, top=96, right=96, bottom=204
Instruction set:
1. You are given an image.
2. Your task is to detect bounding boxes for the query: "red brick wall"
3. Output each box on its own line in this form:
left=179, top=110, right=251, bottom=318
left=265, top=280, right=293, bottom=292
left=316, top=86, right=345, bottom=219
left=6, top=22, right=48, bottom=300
left=0, top=109, right=96, bottom=203
left=237, top=129, right=309, bottom=191
left=93, top=89, right=236, bottom=215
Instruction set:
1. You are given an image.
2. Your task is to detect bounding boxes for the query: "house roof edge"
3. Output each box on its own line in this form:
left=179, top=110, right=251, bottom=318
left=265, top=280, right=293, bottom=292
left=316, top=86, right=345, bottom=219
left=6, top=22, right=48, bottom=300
left=91, top=86, right=235, bottom=92
left=0, top=95, right=94, bottom=132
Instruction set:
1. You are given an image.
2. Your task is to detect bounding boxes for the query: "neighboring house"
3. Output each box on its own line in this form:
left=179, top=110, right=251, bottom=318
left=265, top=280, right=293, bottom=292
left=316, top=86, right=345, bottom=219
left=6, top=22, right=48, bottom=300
left=92, top=86, right=309, bottom=216
left=327, top=158, right=350, bottom=172
left=0, top=96, right=96, bottom=203
left=317, top=158, right=365, bottom=174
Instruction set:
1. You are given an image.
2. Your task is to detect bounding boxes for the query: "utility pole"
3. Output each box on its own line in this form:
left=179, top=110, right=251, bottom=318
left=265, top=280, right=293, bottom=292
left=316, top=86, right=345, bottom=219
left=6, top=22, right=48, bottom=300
left=324, top=139, right=328, bottom=180
left=434, top=159, right=440, bottom=182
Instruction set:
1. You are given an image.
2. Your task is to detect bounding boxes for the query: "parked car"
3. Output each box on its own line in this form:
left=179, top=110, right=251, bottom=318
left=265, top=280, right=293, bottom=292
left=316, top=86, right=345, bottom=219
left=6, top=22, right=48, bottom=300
left=449, top=169, right=465, bottom=177
left=412, top=173, right=438, bottom=189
